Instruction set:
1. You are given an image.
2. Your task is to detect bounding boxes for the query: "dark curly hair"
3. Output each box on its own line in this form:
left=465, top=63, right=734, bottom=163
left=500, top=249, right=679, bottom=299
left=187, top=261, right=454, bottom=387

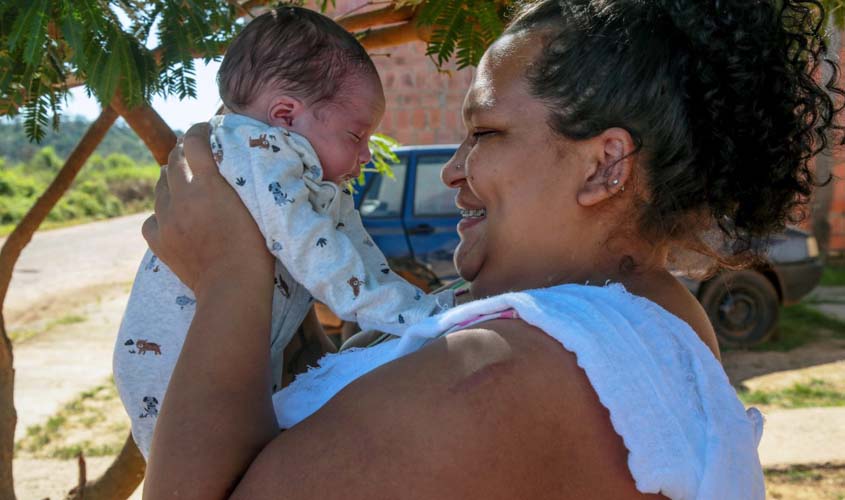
left=506, top=0, right=844, bottom=261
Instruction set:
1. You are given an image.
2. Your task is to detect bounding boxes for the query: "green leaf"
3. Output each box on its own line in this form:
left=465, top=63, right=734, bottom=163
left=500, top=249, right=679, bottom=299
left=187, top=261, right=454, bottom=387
left=8, top=0, right=48, bottom=62
left=60, top=3, right=88, bottom=68
left=22, top=80, right=50, bottom=142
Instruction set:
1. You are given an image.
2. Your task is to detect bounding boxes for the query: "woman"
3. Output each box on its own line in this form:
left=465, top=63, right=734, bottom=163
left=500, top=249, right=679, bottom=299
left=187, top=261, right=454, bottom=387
left=143, top=0, right=841, bottom=498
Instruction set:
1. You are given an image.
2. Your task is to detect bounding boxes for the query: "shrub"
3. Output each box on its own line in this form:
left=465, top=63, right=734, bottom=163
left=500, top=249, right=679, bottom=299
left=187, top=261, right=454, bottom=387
left=0, top=149, right=156, bottom=230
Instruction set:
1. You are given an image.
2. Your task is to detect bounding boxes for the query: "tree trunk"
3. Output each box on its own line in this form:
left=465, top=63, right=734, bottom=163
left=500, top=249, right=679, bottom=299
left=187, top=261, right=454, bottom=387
left=0, top=106, right=118, bottom=500
left=110, top=98, right=177, bottom=165
left=0, top=314, right=14, bottom=500
left=65, top=433, right=146, bottom=500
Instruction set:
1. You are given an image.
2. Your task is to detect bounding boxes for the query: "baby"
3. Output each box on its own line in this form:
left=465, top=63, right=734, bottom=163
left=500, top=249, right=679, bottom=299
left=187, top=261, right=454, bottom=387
left=114, top=6, right=452, bottom=459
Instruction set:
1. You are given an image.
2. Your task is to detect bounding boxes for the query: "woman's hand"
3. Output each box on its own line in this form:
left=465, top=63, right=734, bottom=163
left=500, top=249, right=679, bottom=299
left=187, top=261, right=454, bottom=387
left=142, top=123, right=274, bottom=297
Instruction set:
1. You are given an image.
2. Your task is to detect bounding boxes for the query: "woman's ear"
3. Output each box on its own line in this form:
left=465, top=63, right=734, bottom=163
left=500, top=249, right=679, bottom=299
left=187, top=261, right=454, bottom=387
left=267, top=95, right=304, bottom=128
left=576, top=128, right=635, bottom=207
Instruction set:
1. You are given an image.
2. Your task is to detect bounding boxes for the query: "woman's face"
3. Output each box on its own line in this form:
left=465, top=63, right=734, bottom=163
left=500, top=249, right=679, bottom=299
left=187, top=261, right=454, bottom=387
left=442, top=32, right=604, bottom=297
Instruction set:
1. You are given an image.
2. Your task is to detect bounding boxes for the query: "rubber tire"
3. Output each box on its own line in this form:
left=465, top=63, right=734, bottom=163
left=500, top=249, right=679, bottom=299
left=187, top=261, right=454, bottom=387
left=698, top=270, right=780, bottom=347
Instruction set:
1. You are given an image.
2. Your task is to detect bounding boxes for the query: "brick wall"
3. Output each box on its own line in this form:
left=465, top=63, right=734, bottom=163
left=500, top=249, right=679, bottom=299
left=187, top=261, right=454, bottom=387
left=826, top=154, right=845, bottom=252
left=373, top=42, right=473, bottom=145
left=328, top=0, right=473, bottom=145
left=822, top=43, right=845, bottom=253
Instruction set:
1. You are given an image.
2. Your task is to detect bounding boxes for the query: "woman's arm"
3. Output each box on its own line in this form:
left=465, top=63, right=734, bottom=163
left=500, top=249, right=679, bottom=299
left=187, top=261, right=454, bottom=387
left=143, top=128, right=280, bottom=497
left=233, top=319, right=662, bottom=500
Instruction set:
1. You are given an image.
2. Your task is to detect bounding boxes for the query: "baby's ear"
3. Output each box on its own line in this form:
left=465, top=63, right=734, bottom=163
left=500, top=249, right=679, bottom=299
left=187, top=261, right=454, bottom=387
left=576, top=128, right=635, bottom=207
left=268, top=95, right=304, bottom=127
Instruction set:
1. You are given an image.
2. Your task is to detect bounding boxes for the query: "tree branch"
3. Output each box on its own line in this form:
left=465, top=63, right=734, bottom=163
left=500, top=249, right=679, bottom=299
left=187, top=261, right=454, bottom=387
left=357, top=20, right=432, bottom=50
left=110, top=96, right=177, bottom=165
left=336, top=5, right=417, bottom=31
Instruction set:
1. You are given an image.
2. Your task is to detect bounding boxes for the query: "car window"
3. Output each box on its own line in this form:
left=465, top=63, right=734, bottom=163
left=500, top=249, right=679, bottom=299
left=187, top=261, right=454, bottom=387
left=359, top=157, right=407, bottom=217
left=413, top=155, right=459, bottom=217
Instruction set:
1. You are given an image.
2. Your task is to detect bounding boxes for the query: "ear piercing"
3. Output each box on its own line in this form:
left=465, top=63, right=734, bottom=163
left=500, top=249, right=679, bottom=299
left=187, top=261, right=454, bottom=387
left=611, top=179, right=625, bottom=192
left=455, top=163, right=463, bottom=170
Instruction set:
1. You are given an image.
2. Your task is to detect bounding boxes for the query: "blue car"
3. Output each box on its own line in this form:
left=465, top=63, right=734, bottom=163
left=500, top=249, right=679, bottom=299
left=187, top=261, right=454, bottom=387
left=338, top=145, right=825, bottom=347
left=353, top=145, right=463, bottom=289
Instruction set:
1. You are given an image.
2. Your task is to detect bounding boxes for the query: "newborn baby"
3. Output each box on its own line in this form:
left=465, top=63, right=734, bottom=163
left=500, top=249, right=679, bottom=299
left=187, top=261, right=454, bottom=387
left=114, top=6, right=452, bottom=459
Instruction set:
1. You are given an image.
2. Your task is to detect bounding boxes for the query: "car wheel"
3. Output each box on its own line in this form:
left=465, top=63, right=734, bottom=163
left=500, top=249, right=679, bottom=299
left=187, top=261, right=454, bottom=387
left=698, top=270, right=780, bottom=347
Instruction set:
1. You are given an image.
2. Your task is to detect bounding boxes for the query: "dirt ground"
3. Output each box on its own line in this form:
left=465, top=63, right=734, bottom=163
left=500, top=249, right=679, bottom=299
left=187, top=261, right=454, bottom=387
left=766, top=463, right=845, bottom=500
left=722, top=336, right=845, bottom=390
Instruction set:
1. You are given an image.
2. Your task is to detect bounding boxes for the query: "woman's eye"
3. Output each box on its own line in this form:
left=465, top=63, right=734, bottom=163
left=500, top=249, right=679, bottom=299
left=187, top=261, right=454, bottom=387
left=471, top=130, right=496, bottom=141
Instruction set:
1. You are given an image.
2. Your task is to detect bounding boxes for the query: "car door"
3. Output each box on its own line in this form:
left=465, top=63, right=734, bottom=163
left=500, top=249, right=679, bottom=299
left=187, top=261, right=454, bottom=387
left=405, top=151, right=461, bottom=282
left=354, top=153, right=412, bottom=261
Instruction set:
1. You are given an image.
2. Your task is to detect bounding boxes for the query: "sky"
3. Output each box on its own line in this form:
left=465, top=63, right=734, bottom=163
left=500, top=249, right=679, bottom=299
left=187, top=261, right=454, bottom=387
left=63, top=59, right=223, bottom=132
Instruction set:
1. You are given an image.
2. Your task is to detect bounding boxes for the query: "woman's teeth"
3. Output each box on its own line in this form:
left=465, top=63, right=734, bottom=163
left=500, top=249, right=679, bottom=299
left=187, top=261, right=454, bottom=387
left=460, top=208, right=487, bottom=218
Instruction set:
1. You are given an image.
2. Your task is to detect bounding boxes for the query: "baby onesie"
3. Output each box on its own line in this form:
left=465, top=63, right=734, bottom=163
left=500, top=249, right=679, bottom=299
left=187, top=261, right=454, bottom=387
left=114, top=113, right=452, bottom=458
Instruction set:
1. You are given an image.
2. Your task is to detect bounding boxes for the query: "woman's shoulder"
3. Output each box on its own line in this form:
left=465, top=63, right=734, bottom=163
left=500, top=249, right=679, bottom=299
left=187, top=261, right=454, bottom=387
left=463, top=285, right=764, bottom=499
left=241, top=318, right=657, bottom=499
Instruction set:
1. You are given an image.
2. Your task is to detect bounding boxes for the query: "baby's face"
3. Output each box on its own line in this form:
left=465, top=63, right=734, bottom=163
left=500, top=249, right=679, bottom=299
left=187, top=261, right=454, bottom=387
left=291, top=77, right=385, bottom=184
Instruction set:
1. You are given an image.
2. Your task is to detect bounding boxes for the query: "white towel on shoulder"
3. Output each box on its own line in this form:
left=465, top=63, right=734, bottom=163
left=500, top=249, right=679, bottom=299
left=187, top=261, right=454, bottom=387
left=274, top=284, right=765, bottom=499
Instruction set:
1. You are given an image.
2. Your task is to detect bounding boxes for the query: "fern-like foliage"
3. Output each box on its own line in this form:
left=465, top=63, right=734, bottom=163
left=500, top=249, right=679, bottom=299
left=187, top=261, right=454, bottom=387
left=415, top=0, right=508, bottom=69
left=0, top=0, right=239, bottom=142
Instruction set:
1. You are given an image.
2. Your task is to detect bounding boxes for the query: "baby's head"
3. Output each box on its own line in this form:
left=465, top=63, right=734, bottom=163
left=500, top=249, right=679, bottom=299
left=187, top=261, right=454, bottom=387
left=218, top=6, right=385, bottom=183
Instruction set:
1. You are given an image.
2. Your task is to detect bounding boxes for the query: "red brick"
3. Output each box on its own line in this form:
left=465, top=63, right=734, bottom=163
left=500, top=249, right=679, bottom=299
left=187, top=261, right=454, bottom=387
left=416, top=130, right=436, bottom=144
left=428, top=109, right=441, bottom=127
left=395, top=109, right=409, bottom=130
left=411, top=109, right=427, bottom=129
left=831, top=235, right=845, bottom=251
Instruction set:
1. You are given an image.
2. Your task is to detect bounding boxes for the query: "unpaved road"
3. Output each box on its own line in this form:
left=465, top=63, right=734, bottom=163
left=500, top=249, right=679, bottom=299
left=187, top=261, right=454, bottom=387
left=2, top=213, right=149, bottom=325
left=5, top=214, right=149, bottom=440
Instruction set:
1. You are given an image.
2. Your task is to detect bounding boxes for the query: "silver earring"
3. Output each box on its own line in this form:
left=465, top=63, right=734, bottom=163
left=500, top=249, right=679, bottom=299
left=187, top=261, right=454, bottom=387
left=455, top=163, right=463, bottom=170
left=611, top=179, right=620, bottom=186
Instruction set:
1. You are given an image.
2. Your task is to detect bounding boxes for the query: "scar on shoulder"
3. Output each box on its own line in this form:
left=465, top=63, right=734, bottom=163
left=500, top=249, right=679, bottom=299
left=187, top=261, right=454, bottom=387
left=448, top=360, right=515, bottom=395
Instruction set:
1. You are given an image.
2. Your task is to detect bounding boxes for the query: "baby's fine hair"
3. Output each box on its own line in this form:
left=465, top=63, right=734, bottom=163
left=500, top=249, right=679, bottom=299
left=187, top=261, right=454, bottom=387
left=217, top=6, right=377, bottom=111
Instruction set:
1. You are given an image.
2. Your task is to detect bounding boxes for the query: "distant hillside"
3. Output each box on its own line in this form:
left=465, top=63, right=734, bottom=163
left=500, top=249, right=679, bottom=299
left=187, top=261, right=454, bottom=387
left=0, top=116, right=177, bottom=166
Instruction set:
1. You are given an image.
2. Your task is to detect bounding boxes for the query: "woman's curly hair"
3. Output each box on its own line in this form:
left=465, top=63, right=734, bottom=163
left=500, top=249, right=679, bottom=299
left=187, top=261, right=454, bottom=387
left=507, top=0, right=845, bottom=261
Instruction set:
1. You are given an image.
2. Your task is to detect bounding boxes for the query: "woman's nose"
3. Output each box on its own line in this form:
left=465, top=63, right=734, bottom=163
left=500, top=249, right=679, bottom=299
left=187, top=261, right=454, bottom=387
left=441, top=144, right=469, bottom=187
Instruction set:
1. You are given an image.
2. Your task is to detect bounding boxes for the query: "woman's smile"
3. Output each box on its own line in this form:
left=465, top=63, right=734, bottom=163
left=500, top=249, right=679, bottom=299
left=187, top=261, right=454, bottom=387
left=458, top=208, right=487, bottom=230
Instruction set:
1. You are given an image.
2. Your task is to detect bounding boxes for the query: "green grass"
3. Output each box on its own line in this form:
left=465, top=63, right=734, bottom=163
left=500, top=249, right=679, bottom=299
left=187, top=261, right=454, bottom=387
left=7, top=313, right=87, bottom=343
left=821, top=264, right=845, bottom=286
left=0, top=214, right=129, bottom=237
left=765, top=462, right=845, bottom=482
left=50, top=442, right=123, bottom=460
left=15, top=381, right=129, bottom=459
left=738, top=379, right=845, bottom=408
left=765, top=465, right=824, bottom=482
left=743, top=302, right=845, bottom=352
left=0, top=156, right=158, bottom=237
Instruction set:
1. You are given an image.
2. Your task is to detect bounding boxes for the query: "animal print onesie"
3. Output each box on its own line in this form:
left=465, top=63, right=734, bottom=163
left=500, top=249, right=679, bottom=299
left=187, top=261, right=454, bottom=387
left=114, top=113, right=453, bottom=458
